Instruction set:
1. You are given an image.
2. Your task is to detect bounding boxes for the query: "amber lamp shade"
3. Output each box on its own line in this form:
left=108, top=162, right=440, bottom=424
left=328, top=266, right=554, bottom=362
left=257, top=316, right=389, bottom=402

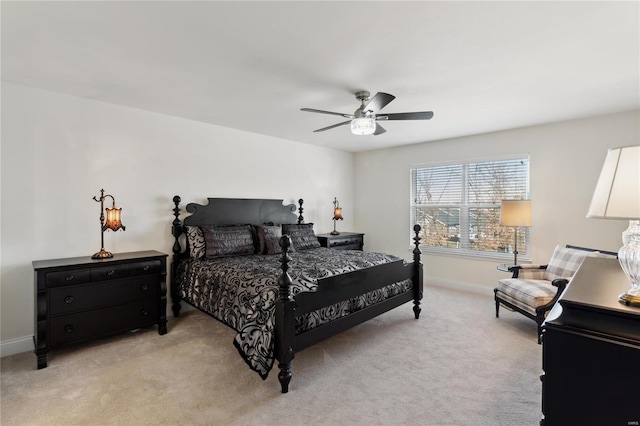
left=331, top=197, right=343, bottom=235
left=104, top=206, right=124, bottom=231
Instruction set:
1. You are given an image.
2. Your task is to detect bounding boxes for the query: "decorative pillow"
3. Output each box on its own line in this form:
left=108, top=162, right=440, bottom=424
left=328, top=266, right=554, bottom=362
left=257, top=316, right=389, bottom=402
left=201, top=225, right=255, bottom=258
left=265, top=234, right=283, bottom=255
left=256, top=225, right=282, bottom=254
left=282, top=223, right=321, bottom=251
left=185, top=226, right=206, bottom=259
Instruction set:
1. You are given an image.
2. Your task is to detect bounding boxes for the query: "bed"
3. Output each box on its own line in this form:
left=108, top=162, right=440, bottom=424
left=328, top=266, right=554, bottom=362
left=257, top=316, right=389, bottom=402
left=170, top=196, right=423, bottom=393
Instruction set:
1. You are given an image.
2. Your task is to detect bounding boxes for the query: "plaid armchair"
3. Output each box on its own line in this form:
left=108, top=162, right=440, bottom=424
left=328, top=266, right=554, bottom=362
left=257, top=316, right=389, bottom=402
left=494, top=244, right=617, bottom=342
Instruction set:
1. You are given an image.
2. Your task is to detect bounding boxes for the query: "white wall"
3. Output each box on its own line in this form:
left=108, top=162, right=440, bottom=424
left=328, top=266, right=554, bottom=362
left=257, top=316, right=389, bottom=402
left=0, top=82, right=354, bottom=355
left=354, top=110, right=639, bottom=294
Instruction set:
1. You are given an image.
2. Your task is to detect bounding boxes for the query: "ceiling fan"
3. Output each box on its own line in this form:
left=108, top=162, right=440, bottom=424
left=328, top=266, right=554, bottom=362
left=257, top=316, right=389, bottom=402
left=301, top=91, right=434, bottom=136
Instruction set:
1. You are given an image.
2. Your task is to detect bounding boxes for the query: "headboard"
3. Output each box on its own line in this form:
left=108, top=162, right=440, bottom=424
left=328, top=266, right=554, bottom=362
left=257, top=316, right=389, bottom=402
left=171, top=196, right=304, bottom=260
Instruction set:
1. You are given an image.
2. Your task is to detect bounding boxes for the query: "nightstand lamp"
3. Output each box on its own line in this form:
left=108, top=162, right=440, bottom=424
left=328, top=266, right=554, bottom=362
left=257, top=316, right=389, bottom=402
left=500, top=199, right=532, bottom=265
left=92, top=189, right=126, bottom=259
left=331, top=197, right=343, bottom=235
left=587, top=145, right=640, bottom=306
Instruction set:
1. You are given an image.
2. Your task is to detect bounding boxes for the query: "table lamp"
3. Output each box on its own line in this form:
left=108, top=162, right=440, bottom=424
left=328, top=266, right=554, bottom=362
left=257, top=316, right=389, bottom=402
left=92, top=189, right=126, bottom=259
left=586, top=145, right=640, bottom=306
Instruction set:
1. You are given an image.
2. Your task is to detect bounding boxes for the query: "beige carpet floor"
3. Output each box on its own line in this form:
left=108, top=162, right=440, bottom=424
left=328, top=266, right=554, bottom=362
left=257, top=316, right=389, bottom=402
left=1, top=286, right=541, bottom=425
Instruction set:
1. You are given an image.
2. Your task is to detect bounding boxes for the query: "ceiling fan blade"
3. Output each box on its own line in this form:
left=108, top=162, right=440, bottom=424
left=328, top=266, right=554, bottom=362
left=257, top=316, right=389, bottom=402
left=373, top=124, right=387, bottom=136
left=377, top=111, right=434, bottom=121
left=363, top=92, right=395, bottom=113
left=301, top=108, right=354, bottom=119
left=313, top=120, right=352, bottom=132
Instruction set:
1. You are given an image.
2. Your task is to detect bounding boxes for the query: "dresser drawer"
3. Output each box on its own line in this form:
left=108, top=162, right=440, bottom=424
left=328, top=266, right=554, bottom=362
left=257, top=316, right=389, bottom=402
left=329, top=237, right=355, bottom=247
left=328, top=237, right=361, bottom=248
left=91, top=263, right=129, bottom=281
left=129, top=260, right=162, bottom=276
left=49, top=299, right=159, bottom=346
left=330, top=242, right=362, bottom=250
left=46, top=268, right=91, bottom=288
left=49, top=276, right=157, bottom=315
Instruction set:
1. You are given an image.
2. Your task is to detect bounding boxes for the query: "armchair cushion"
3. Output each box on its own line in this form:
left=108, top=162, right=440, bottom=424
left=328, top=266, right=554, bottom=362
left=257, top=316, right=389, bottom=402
left=495, top=279, right=556, bottom=316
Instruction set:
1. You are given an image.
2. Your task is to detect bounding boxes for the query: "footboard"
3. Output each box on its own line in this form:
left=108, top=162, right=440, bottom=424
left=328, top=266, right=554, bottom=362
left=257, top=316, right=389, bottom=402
left=274, top=224, right=423, bottom=393
left=295, top=260, right=420, bottom=351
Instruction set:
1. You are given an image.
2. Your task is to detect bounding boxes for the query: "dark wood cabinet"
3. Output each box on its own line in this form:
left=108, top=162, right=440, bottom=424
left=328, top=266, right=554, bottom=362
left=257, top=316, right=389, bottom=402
left=33, top=250, right=168, bottom=369
left=316, top=232, right=364, bottom=251
left=541, top=257, right=640, bottom=425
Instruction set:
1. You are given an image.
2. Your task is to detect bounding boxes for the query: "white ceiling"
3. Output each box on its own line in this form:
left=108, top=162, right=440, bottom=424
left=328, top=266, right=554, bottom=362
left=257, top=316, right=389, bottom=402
left=2, top=1, right=639, bottom=152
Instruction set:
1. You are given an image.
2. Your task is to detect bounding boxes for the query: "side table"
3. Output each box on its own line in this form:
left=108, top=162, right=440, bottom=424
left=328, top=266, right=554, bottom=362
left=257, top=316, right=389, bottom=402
left=497, top=264, right=515, bottom=273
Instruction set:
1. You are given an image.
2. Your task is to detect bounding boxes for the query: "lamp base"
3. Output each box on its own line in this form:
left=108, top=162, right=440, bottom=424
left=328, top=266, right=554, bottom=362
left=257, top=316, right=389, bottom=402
left=330, top=230, right=340, bottom=235
left=92, top=249, right=114, bottom=259
left=618, top=292, right=640, bottom=307
left=617, top=220, right=640, bottom=307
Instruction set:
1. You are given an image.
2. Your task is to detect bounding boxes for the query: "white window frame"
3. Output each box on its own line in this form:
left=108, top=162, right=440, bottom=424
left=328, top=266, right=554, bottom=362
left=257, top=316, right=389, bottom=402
left=410, top=155, right=531, bottom=262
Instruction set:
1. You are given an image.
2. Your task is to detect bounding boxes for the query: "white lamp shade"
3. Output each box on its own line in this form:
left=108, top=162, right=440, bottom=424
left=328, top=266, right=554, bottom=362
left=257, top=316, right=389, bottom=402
left=586, top=145, right=640, bottom=220
left=500, top=200, right=532, bottom=227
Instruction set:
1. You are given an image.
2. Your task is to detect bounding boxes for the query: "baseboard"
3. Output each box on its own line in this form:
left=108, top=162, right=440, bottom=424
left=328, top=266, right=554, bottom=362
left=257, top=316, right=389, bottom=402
left=1, top=336, right=33, bottom=358
left=426, top=277, right=494, bottom=297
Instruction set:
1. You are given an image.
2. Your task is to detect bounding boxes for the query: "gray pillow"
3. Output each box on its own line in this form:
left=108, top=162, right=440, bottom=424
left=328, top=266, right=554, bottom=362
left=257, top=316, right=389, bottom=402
left=201, top=225, right=255, bottom=258
left=282, top=223, right=321, bottom=250
left=256, top=225, right=282, bottom=254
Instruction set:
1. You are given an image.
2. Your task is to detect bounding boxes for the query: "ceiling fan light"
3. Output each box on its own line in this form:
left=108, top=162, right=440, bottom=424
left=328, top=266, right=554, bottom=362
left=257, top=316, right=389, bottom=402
left=351, top=117, right=376, bottom=135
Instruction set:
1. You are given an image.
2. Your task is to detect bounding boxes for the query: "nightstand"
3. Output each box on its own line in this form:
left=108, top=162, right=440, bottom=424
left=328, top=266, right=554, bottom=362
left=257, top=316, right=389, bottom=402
left=32, top=250, right=167, bottom=369
left=316, top=232, right=364, bottom=251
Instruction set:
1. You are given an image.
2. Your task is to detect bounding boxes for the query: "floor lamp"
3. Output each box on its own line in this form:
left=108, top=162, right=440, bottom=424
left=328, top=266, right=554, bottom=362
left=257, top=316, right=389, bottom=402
left=501, top=200, right=532, bottom=265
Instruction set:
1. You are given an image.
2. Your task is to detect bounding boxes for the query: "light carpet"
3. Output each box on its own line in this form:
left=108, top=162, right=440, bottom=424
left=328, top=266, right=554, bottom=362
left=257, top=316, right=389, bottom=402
left=1, top=286, right=541, bottom=425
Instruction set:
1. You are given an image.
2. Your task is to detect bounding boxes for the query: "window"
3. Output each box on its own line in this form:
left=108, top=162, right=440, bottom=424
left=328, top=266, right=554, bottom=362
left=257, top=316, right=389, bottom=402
left=410, top=156, right=530, bottom=259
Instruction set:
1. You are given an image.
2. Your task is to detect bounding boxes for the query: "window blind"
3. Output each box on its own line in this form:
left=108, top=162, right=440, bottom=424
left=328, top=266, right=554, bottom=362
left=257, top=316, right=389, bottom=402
left=411, top=157, right=530, bottom=257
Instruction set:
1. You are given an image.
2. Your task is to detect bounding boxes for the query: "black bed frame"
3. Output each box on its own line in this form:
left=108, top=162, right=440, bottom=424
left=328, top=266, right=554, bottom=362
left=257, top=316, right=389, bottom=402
left=170, top=196, right=423, bottom=393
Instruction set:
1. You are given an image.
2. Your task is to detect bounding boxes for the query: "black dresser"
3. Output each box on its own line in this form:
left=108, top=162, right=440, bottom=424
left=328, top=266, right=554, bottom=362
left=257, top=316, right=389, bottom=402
left=541, top=256, right=640, bottom=425
left=33, top=250, right=168, bottom=369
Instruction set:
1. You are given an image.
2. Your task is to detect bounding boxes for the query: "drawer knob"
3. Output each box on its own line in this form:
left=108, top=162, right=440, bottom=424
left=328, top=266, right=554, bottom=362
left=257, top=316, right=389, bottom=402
left=65, top=275, right=74, bottom=281
left=142, top=265, right=150, bottom=271
left=140, top=309, right=149, bottom=316
left=64, top=296, right=74, bottom=304
left=64, top=325, right=74, bottom=334
left=107, top=270, right=115, bottom=276
left=140, top=284, right=149, bottom=291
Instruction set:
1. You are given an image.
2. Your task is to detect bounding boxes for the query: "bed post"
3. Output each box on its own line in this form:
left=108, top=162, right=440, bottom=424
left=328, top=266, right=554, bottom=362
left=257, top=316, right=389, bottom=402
left=297, top=199, right=304, bottom=224
left=171, top=195, right=183, bottom=318
left=412, top=224, right=423, bottom=319
left=275, top=235, right=296, bottom=393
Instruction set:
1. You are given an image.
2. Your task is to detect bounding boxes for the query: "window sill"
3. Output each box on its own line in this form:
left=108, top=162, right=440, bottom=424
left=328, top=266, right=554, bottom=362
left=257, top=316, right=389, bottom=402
left=410, top=245, right=530, bottom=264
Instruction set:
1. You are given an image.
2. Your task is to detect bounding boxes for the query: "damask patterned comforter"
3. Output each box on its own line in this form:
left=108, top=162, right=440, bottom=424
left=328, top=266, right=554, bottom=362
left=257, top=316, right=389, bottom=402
left=176, top=247, right=412, bottom=379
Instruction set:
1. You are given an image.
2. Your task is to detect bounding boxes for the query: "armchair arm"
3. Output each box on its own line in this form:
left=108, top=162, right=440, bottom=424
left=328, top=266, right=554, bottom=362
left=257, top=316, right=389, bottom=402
left=535, top=278, right=569, bottom=317
left=509, top=264, right=548, bottom=279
